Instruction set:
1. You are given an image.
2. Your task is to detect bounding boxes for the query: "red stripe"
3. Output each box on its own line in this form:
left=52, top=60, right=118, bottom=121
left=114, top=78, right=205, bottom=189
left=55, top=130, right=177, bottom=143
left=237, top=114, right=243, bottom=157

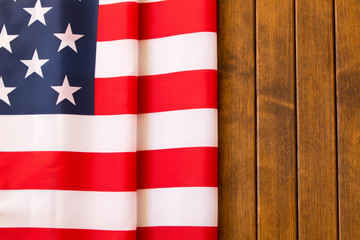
left=97, top=2, right=138, bottom=41
left=138, top=70, right=217, bottom=113
left=137, top=147, right=218, bottom=189
left=0, top=152, right=136, bottom=191
left=137, top=227, right=217, bottom=240
left=95, top=76, right=137, bottom=115
left=139, top=0, right=217, bottom=39
left=0, top=228, right=135, bottom=240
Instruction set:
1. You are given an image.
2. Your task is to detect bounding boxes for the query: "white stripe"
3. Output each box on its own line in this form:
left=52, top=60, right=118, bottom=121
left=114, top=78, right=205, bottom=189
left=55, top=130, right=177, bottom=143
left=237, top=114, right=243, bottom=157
left=137, top=109, right=217, bottom=151
left=95, top=40, right=138, bottom=78
left=139, top=32, right=217, bottom=76
left=0, top=114, right=136, bottom=153
left=0, top=190, right=136, bottom=231
left=138, top=187, right=218, bottom=227
left=99, top=0, right=138, bottom=4
left=96, top=33, right=216, bottom=78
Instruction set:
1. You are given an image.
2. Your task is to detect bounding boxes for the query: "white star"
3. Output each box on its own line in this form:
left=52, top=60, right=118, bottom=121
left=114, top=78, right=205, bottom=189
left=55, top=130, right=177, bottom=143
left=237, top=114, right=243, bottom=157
left=51, top=76, right=81, bottom=105
left=0, top=25, right=18, bottom=53
left=20, top=49, right=49, bottom=78
left=0, top=77, right=16, bottom=106
left=54, top=24, right=84, bottom=53
left=23, top=0, right=52, bottom=26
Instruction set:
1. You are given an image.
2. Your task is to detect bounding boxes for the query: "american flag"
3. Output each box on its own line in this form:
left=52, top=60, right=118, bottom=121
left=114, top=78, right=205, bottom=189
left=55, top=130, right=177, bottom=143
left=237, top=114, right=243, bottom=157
left=0, top=0, right=217, bottom=239
left=138, top=0, right=218, bottom=239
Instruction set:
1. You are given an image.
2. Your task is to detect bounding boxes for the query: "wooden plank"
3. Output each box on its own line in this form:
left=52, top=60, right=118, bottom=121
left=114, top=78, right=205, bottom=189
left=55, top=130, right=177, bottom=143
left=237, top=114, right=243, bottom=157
left=218, top=0, right=256, bottom=239
left=335, top=0, right=360, bottom=239
left=296, top=0, right=338, bottom=239
left=256, top=0, right=297, bottom=239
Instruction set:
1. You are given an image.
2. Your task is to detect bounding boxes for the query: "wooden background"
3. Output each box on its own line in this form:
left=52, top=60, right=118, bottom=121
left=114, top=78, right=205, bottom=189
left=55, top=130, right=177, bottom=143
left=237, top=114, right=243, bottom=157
left=218, top=0, right=360, bottom=239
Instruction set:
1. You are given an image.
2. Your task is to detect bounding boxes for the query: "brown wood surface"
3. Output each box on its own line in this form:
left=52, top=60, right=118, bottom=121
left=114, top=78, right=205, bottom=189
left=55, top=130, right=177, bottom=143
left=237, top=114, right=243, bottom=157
left=335, top=0, right=360, bottom=239
left=218, top=0, right=256, bottom=239
left=296, top=0, right=338, bottom=239
left=256, top=0, right=297, bottom=239
left=218, top=0, right=359, bottom=238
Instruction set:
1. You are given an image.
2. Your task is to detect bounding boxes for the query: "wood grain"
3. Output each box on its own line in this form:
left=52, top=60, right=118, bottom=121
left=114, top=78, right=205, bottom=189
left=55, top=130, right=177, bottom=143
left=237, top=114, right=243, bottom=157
left=256, top=0, right=297, bottom=239
left=218, top=0, right=256, bottom=239
left=296, top=0, right=338, bottom=239
left=335, top=0, right=360, bottom=239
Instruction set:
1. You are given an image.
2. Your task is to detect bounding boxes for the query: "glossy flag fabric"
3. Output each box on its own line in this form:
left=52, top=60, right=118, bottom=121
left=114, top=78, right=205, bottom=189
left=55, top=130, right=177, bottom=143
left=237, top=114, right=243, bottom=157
left=137, top=0, right=218, bottom=239
left=0, top=0, right=217, bottom=240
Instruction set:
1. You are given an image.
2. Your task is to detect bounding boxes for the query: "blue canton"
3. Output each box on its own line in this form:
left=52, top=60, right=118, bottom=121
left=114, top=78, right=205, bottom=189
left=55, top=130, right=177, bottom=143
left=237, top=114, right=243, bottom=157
left=0, top=0, right=99, bottom=115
